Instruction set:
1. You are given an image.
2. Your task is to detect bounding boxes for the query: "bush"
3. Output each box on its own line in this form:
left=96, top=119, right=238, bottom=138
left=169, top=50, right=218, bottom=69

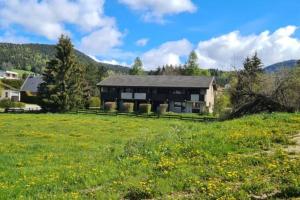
left=139, top=103, right=151, bottom=114
left=0, top=99, right=25, bottom=109
left=121, top=102, right=134, bottom=113
left=158, top=104, right=168, bottom=115
left=124, top=187, right=153, bottom=200
left=104, top=102, right=116, bottom=112
left=88, top=97, right=100, bottom=108
left=213, top=92, right=231, bottom=118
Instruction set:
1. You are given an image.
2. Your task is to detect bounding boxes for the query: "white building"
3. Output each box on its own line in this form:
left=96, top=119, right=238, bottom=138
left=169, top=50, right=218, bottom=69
left=0, top=82, right=20, bottom=101
left=0, top=70, right=19, bottom=80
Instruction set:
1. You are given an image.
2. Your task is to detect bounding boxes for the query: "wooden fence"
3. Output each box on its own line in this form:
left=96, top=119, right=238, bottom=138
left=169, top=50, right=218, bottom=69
left=68, top=109, right=217, bottom=122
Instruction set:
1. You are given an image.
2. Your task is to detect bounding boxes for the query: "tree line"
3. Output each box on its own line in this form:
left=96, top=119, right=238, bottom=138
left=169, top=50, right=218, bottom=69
left=35, top=35, right=300, bottom=115
left=129, top=51, right=211, bottom=76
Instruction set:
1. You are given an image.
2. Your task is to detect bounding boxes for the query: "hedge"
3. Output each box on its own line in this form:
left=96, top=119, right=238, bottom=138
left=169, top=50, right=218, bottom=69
left=104, top=102, right=116, bottom=112
left=121, top=102, right=134, bottom=113
left=139, top=103, right=151, bottom=114
left=0, top=99, right=26, bottom=109
left=88, top=97, right=101, bottom=108
left=158, top=104, right=168, bottom=115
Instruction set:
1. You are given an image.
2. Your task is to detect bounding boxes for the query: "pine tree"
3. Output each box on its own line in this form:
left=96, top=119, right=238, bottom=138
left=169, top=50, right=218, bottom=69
left=129, top=57, right=144, bottom=75
left=184, top=51, right=201, bottom=76
left=243, top=52, right=263, bottom=78
left=230, top=53, right=264, bottom=108
left=38, top=35, right=86, bottom=112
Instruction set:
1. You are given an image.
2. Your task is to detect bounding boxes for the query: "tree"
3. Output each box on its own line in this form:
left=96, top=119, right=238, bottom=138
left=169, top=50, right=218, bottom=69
left=38, top=35, right=86, bottom=112
left=129, top=57, right=144, bottom=75
left=230, top=53, right=264, bottom=108
left=228, top=53, right=297, bottom=118
left=213, top=91, right=231, bottom=118
left=184, top=51, right=201, bottom=76
left=184, top=51, right=210, bottom=76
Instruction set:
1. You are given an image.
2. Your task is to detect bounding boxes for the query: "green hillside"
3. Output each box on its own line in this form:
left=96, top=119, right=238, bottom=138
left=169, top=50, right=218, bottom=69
left=0, top=43, right=130, bottom=74
left=0, top=43, right=130, bottom=95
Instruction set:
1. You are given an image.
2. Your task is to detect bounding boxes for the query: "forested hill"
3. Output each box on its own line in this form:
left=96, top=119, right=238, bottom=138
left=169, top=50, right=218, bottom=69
left=264, top=60, right=299, bottom=73
left=0, top=43, right=130, bottom=74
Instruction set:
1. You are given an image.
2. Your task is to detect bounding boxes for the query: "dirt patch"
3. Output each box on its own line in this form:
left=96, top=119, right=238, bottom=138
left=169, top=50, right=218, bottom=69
left=285, top=133, right=300, bottom=154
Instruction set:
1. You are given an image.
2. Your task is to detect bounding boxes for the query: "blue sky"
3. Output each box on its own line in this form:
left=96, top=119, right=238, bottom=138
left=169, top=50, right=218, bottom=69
left=0, top=0, right=300, bottom=70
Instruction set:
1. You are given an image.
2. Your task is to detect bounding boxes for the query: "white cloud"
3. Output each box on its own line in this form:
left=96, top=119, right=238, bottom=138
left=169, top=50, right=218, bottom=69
left=141, top=39, right=193, bottom=69
left=195, top=26, right=300, bottom=70
left=0, top=31, right=29, bottom=43
left=100, top=59, right=130, bottom=67
left=119, top=0, right=197, bottom=22
left=0, top=0, right=125, bottom=60
left=136, top=38, right=149, bottom=46
left=0, top=0, right=115, bottom=40
left=80, top=26, right=123, bottom=55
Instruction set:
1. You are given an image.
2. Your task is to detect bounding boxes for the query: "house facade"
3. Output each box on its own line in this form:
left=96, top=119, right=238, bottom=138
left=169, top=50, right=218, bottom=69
left=0, top=82, right=20, bottom=101
left=0, top=70, right=19, bottom=80
left=98, top=75, right=216, bottom=113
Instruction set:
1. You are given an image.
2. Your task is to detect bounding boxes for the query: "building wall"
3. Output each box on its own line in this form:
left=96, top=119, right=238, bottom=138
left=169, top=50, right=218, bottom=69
left=100, top=84, right=216, bottom=113
left=0, top=89, right=20, bottom=101
left=205, top=83, right=215, bottom=113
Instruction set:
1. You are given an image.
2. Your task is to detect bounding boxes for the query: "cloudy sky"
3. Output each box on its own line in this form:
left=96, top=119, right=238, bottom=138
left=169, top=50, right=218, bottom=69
left=0, top=0, right=300, bottom=70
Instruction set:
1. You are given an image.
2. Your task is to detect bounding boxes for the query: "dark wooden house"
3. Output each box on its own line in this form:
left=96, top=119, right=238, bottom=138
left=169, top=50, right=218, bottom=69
left=97, top=75, right=216, bottom=113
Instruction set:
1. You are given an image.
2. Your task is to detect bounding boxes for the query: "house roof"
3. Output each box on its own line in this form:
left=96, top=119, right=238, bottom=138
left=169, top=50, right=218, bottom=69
left=20, top=76, right=44, bottom=92
left=0, top=81, right=18, bottom=91
left=97, top=75, right=215, bottom=88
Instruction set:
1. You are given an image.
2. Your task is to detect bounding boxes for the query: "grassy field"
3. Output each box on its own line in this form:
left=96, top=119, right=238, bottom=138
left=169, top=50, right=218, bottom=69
left=0, top=113, right=300, bottom=199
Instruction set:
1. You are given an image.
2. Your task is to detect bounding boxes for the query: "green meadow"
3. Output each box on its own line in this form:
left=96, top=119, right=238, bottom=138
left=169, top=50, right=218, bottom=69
left=0, top=113, right=300, bottom=199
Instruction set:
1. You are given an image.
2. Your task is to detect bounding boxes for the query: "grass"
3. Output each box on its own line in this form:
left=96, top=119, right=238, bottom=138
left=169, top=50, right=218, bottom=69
left=0, top=113, right=300, bottom=199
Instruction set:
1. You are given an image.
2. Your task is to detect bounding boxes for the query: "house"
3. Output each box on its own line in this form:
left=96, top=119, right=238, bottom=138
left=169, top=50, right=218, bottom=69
left=97, top=75, right=217, bottom=113
left=0, top=82, right=20, bottom=101
left=20, top=75, right=43, bottom=103
left=0, top=70, right=19, bottom=80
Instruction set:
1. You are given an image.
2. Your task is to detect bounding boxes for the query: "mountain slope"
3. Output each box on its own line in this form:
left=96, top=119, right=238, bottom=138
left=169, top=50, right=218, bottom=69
left=0, top=43, right=130, bottom=73
left=264, top=60, right=299, bottom=73
left=0, top=43, right=130, bottom=96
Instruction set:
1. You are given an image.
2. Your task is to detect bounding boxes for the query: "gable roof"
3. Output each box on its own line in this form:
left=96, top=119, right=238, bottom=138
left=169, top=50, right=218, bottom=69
left=20, top=76, right=44, bottom=92
left=97, top=75, right=215, bottom=88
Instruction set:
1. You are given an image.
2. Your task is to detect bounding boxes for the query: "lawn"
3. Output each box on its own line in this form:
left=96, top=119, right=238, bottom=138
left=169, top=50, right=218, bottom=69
left=0, top=113, right=300, bottom=199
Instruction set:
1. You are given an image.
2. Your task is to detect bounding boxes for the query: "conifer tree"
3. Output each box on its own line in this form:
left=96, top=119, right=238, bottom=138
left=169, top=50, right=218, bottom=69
left=129, top=57, right=144, bottom=75
left=38, top=35, right=86, bottom=112
left=230, top=53, right=264, bottom=108
left=184, top=51, right=201, bottom=76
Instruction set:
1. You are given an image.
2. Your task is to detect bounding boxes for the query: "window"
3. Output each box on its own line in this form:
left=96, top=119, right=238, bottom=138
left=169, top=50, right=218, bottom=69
left=5, top=92, right=8, bottom=98
left=191, top=94, right=199, bottom=101
left=172, top=89, right=184, bottom=95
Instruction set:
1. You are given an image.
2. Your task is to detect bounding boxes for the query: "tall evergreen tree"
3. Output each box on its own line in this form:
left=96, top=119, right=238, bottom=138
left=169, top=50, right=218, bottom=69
left=38, top=35, right=86, bottom=112
left=243, top=52, right=263, bottom=78
left=129, top=57, right=144, bottom=75
left=184, top=51, right=201, bottom=76
left=230, top=53, right=264, bottom=108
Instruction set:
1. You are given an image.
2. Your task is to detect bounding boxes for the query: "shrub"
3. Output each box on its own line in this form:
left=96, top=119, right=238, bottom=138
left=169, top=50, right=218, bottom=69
left=213, top=92, right=231, bottom=118
left=104, top=102, right=116, bottom=112
left=124, top=187, right=153, bottom=200
left=139, top=103, right=151, bottom=114
left=14, top=102, right=26, bottom=108
left=88, top=97, right=100, bottom=108
left=121, top=102, right=134, bottom=113
left=158, top=104, right=168, bottom=115
left=0, top=99, right=25, bottom=109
